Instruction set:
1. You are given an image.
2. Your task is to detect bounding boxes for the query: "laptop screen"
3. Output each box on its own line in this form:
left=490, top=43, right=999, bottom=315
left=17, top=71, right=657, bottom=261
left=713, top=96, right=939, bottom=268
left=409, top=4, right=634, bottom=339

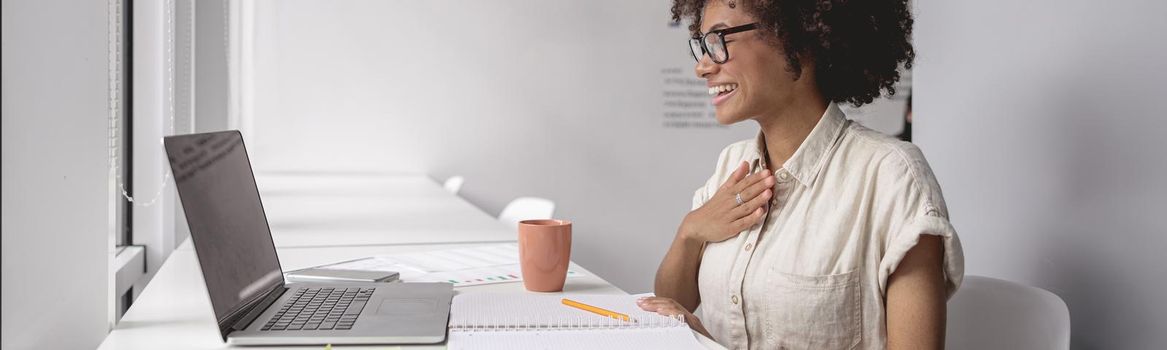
left=164, top=131, right=283, bottom=338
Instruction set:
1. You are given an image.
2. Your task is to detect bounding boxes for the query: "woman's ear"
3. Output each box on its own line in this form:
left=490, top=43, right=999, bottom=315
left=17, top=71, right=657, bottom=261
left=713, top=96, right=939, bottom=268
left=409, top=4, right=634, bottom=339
left=792, top=52, right=816, bottom=82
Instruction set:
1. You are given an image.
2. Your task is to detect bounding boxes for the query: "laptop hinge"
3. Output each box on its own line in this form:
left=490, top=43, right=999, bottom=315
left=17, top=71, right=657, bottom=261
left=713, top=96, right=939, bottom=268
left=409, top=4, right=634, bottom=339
left=231, top=285, right=287, bottom=331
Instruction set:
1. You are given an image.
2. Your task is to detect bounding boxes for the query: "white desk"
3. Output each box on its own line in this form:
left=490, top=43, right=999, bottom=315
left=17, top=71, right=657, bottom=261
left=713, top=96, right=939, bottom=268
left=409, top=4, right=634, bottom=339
left=183, top=174, right=516, bottom=250
left=100, top=243, right=630, bottom=349
left=101, top=174, right=722, bottom=349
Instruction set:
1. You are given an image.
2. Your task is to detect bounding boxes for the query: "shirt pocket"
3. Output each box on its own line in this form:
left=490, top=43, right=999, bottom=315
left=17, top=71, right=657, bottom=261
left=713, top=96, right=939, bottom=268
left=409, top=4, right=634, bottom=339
left=762, top=269, right=862, bottom=350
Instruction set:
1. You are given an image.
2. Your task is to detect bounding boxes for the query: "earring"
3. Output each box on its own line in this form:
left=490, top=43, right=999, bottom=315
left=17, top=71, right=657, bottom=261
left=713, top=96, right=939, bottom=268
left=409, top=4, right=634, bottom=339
left=728, top=0, right=737, bottom=9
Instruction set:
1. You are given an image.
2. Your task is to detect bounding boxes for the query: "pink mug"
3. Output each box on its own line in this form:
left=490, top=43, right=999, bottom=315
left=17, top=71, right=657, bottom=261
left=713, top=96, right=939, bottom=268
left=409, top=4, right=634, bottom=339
left=517, top=219, right=572, bottom=292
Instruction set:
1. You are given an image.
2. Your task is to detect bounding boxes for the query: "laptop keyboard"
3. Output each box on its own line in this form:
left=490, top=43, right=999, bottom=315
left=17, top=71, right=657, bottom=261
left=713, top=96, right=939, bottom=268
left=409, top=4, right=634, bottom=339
left=261, top=287, right=374, bottom=331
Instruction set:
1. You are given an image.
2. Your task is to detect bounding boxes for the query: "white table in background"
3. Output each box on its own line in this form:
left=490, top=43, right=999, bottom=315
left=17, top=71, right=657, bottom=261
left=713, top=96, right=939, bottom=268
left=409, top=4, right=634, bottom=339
left=177, top=174, right=516, bottom=250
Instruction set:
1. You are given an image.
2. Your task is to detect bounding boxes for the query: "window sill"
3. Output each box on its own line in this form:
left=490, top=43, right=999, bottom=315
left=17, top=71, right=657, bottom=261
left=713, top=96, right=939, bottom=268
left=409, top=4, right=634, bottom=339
left=114, top=245, right=145, bottom=298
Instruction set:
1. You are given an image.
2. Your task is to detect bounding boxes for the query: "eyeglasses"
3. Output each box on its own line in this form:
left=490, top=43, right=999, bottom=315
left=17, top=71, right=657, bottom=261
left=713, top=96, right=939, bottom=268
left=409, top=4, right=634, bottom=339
left=689, top=23, right=758, bottom=64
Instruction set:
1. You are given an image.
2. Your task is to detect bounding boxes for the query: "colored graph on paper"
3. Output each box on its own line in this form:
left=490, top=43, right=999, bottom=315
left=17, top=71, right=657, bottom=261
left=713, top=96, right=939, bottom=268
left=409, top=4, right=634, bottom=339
left=415, top=264, right=583, bottom=287
left=317, top=244, right=584, bottom=287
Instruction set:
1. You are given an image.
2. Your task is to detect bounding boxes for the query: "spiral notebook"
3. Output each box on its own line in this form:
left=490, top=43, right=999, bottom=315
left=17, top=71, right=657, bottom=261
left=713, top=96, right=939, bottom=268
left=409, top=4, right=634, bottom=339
left=448, top=293, right=705, bottom=350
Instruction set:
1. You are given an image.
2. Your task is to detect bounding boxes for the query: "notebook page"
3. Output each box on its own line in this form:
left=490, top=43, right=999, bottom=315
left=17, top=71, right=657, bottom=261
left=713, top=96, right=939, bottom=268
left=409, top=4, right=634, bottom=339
left=448, top=326, right=706, bottom=350
left=450, top=293, right=685, bottom=329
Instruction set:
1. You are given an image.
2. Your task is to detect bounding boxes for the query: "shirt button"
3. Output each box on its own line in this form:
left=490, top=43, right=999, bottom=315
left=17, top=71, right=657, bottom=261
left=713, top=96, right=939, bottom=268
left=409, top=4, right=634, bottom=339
left=744, top=243, right=753, bottom=251
left=778, top=171, right=791, bottom=182
left=731, top=295, right=739, bottom=305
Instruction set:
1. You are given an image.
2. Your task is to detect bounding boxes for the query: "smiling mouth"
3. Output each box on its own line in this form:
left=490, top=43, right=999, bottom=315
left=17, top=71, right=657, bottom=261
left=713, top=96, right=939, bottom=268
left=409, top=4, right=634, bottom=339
left=708, top=83, right=738, bottom=96
left=709, top=83, right=738, bottom=106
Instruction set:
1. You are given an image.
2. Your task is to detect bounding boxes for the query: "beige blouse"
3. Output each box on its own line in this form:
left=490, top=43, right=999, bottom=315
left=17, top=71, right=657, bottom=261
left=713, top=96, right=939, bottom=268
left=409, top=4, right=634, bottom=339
left=692, top=103, right=964, bottom=350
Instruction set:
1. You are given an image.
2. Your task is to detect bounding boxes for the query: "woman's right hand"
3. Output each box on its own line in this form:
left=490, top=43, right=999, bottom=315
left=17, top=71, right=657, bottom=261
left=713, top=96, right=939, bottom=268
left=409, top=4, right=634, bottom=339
left=681, top=161, right=775, bottom=244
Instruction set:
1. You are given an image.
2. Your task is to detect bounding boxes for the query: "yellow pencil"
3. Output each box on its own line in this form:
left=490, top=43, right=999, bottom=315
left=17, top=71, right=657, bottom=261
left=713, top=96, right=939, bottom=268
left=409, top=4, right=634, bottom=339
left=561, top=298, right=635, bottom=322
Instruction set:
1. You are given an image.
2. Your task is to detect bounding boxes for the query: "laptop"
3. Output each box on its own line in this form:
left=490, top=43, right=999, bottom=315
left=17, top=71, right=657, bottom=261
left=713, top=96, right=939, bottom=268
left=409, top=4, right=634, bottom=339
left=164, top=130, right=453, bottom=345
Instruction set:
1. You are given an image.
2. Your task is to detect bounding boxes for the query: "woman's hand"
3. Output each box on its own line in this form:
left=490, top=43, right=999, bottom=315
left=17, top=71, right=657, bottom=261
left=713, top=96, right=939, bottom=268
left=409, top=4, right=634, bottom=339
left=682, top=161, right=775, bottom=244
left=637, top=296, right=713, bottom=339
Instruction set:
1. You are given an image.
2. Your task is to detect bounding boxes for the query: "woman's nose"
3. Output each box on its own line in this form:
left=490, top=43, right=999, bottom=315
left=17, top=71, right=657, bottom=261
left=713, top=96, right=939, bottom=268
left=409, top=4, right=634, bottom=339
left=695, top=53, right=719, bottom=78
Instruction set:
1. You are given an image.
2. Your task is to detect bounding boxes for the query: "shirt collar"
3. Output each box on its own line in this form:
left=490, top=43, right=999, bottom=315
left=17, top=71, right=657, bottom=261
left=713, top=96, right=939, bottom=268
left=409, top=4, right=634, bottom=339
left=749, top=102, right=849, bottom=187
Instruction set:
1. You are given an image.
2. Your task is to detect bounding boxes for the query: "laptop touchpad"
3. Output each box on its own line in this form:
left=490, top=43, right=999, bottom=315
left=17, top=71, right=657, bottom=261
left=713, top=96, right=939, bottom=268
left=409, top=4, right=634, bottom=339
left=376, top=298, right=436, bottom=315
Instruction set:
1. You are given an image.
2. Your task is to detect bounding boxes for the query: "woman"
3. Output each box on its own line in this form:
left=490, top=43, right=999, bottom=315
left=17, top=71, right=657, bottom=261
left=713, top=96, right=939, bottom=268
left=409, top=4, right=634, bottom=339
left=636, top=0, right=963, bottom=349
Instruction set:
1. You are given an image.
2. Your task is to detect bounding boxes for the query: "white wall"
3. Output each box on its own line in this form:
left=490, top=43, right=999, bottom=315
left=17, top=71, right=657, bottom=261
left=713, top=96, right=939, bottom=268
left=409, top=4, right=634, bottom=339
left=1, top=0, right=113, bottom=348
left=245, top=0, right=908, bottom=294
left=244, top=0, right=760, bottom=293
left=915, top=0, right=1167, bottom=348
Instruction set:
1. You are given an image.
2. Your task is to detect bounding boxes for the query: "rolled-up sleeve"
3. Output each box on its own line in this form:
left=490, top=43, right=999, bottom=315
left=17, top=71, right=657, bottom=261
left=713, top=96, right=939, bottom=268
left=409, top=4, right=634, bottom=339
left=877, top=213, right=965, bottom=298
left=875, top=143, right=965, bottom=299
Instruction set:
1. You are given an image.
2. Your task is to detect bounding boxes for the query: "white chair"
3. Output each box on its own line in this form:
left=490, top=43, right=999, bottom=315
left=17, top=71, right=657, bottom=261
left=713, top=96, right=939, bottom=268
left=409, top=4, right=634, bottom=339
left=443, top=176, right=464, bottom=194
left=498, top=197, right=555, bottom=229
left=946, top=275, right=1071, bottom=350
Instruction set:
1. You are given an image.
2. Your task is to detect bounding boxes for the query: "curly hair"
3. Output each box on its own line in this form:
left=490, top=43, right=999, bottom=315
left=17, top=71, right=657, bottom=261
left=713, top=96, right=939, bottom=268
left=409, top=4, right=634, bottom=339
left=672, top=0, right=914, bottom=106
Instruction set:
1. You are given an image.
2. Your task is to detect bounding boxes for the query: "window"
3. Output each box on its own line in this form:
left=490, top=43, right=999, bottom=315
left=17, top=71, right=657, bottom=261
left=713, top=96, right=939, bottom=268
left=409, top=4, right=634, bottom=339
left=109, top=0, right=200, bottom=322
left=109, top=0, right=141, bottom=322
